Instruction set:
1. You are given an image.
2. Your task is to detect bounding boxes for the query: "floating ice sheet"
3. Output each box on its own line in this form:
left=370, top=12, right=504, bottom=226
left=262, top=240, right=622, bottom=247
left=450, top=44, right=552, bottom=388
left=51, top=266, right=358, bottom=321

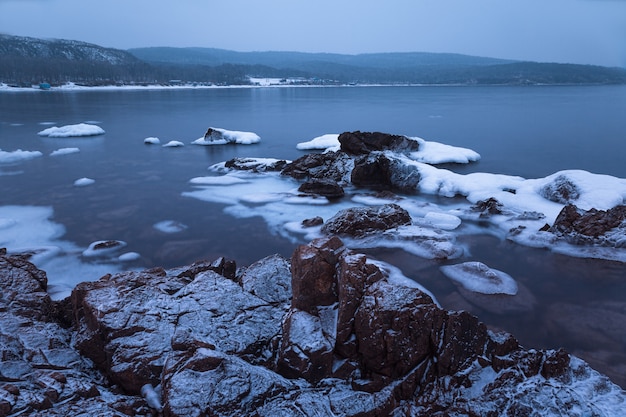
left=0, top=148, right=43, bottom=164
left=0, top=206, right=127, bottom=300
left=38, top=123, right=105, bottom=137
left=440, top=261, right=519, bottom=295
left=50, top=147, right=80, bottom=156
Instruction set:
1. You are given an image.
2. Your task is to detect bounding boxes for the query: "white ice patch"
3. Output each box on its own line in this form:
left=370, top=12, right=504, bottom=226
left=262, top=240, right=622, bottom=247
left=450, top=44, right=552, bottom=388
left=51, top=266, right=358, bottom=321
left=191, top=127, right=260, bottom=145
left=162, top=140, right=184, bottom=147
left=368, top=259, right=440, bottom=307
left=153, top=220, right=188, bottom=234
left=119, top=252, right=141, bottom=262
left=0, top=206, right=127, bottom=300
left=408, top=136, right=481, bottom=164
left=143, top=137, right=161, bottom=145
left=74, top=177, right=95, bottom=187
left=296, top=134, right=340, bottom=150
left=50, top=147, right=80, bottom=156
left=440, top=261, right=518, bottom=295
left=424, top=212, right=462, bottom=230
left=189, top=175, right=249, bottom=186
left=0, top=149, right=43, bottom=164
left=38, top=123, right=105, bottom=137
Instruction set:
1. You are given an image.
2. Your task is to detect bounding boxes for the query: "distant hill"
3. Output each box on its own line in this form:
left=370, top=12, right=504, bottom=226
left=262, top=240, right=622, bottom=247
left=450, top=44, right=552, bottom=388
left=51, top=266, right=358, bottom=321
left=129, top=46, right=626, bottom=85
left=2, top=34, right=625, bottom=87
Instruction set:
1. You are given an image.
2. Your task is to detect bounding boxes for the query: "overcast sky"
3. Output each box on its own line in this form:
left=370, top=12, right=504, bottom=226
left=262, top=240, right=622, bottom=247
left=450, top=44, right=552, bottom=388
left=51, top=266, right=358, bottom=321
left=1, top=0, right=625, bottom=67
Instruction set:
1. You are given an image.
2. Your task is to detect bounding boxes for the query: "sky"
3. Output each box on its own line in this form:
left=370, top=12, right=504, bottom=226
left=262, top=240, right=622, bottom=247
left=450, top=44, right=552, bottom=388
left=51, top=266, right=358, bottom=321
left=1, top=0, right=625, bottom=68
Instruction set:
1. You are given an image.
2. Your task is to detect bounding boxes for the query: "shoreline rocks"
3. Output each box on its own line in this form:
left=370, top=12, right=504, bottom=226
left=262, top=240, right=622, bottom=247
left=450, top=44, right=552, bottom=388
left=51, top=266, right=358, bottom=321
left=1, top=241, right=624, bottom=416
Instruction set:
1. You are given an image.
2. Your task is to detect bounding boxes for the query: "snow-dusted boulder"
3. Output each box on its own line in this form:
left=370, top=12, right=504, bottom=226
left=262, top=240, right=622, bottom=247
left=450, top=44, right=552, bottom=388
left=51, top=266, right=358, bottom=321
left=321, top=203, right=412, bottom=237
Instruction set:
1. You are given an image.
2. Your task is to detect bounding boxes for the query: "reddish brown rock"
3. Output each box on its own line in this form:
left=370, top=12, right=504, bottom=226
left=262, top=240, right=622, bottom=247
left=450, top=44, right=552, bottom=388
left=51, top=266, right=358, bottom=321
left=338, top=131, right=420, bottom=155
left=321, top=203, right=412, bottom=237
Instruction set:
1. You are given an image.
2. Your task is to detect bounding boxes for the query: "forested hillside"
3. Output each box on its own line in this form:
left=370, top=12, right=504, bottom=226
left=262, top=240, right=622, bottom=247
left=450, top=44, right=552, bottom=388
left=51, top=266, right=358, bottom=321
left=2, top=34, right=625, bottom=87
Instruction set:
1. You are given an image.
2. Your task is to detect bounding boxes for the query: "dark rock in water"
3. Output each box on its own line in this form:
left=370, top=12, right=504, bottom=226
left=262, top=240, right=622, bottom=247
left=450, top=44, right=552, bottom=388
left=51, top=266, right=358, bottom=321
left=281, top=151, right=354, bottom=183
left=224, top=157, right=288, bottom=172
left=298, top=178, right=345, bottom=199
left=351, top=153, right=420, bottom=193
left=302, top=216, right=324, bottom=227
left=338, top=131, right=420, bottom=155
left=549, top=203, right=626, bottom=245
left=539, top=174, right=580, bottom=203
left=321, top=203, right=412, bottom=237
left=471, top=197, right=505, bottom=216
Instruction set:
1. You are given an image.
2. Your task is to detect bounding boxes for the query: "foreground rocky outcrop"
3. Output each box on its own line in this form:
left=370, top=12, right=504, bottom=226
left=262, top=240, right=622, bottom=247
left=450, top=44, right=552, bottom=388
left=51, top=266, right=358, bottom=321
left=1, top=241, right=624, bottom=416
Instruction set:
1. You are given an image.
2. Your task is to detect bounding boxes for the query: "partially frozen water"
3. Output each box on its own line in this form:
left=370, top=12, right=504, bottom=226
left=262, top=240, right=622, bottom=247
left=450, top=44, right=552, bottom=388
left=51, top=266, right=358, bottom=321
left=1, top=85, right=626, bottom=386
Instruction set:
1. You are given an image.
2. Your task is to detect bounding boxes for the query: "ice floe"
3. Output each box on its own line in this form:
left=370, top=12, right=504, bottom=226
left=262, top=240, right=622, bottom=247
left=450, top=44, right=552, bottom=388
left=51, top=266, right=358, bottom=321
left=162, top=140, right=185, bottom=147
left=191, top=127, right=261, bottom=145
left=144, top=137, right=161, bottom=145
left=0, top=206, right=127, bottom=300
left=74, top=177, right=95, bottom=187
left=0, top=148, right=43, bottom=164
left=82, top=240, right=127, bottom=257
left=119, top=252, right=141, bottom=262
left=296, top=134, right=340, bottom=151
left=153, top=220, right=188, bottom=234
left=50, top=147, right=80, bottom=156
left=38, top=123, right=105, bottom=137
left=440, top=261, right=519, bottom=295
left=408, top=136, right=481, bottom=164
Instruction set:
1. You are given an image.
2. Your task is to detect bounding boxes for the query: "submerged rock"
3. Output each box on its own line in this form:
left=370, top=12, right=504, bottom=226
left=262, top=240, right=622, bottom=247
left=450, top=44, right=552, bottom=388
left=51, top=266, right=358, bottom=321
left=298, top=178, right=345, bottom=199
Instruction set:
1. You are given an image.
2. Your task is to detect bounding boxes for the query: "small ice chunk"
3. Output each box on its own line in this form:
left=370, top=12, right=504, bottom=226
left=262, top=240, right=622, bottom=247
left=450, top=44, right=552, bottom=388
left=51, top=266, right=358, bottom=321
left=82, top=240, right=127, bottom=257
left=38, top=123, right=105, bottom=137
left=424, top=212, right=462, bottom=230
left=74, top=177, right=95, bottom=187
left=0, top=149, right=43, bottom=164
left=141, top=384, right=163, bottom=412
left=296, top=134, right=340, bottom=150
left=408, top=137, right=480, bottom=164
left=118, top=252, right=141, bottom=262
left=144, top=137, right=161, bottom=145
left=153, top=220, right=188, bottom=233
left=189, top=176, right=248, bottom=186
left=50, top=147, right=80, bottom=156
left=162, top=140, right=184, bottom=147
left=192, top=127, right=260, bottom=145
left=440, top=261, right=518, bottom=295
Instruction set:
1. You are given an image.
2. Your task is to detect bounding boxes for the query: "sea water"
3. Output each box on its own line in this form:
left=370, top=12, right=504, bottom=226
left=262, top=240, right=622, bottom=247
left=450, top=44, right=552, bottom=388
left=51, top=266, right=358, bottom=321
left=1, top=85, right=625, bottom=386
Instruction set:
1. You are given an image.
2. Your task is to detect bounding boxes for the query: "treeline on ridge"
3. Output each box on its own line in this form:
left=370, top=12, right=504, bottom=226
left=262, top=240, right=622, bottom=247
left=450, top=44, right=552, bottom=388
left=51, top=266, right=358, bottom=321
left=2, top=34, right=626, bottom=87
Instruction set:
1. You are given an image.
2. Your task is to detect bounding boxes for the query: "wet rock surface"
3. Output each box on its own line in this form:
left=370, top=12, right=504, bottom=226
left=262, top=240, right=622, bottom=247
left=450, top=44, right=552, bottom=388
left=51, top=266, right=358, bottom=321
left=321, top=204, right=412, bottom=237
left=549, top=203, right=626, bottom=245
left=0, top=250, right=143, bottom=416
left=1, top=242, right=625, bottom=416
left=281, top=131, right=421, bottom=193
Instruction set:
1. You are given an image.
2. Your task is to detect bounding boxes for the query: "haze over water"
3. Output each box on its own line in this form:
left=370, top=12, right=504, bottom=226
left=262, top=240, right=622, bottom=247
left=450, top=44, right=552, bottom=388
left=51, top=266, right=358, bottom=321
left=1, top=85, right=626, bottom=387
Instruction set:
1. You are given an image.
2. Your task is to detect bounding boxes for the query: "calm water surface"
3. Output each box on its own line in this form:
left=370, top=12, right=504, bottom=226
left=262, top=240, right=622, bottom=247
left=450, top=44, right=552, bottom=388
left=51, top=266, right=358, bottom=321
left=1, top=85, right=625, bottom=386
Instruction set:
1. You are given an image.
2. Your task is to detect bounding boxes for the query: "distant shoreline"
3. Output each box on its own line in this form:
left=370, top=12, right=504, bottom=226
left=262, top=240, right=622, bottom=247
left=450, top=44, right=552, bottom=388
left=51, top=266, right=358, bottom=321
left=0, top=81, right=618, bottom=93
